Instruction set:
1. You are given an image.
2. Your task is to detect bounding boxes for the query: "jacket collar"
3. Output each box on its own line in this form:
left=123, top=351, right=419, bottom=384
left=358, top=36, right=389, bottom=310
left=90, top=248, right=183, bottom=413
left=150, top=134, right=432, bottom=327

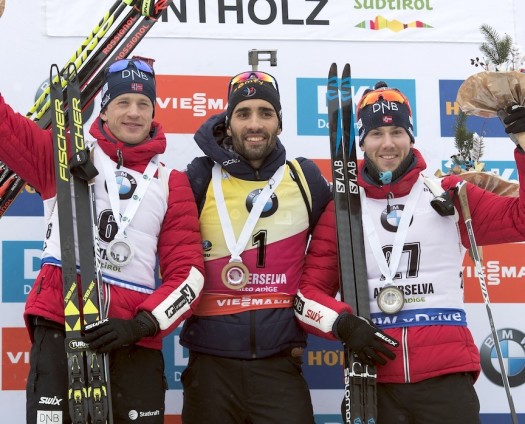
left=358, top=148, right=427, bottom=199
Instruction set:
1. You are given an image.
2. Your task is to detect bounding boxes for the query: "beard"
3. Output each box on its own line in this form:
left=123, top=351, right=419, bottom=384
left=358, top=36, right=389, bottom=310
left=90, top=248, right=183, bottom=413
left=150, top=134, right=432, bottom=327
left=230, top=129, right=277, bottom=165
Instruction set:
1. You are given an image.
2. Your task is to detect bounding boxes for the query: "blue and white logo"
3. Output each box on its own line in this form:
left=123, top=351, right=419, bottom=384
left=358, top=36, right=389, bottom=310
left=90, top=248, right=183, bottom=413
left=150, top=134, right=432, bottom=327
left=480, top=328, right=525, bottom=387
left=296, top=78, right=417, bottom=137
left=439, top=80, right=507, bottom=138
left=2, top=240, right=43, bottom=302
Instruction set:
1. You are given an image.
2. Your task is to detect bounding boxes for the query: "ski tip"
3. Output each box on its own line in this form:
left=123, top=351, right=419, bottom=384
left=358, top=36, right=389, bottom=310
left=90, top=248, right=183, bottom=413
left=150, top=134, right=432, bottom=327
left=329, top=62, right=338, bottom=74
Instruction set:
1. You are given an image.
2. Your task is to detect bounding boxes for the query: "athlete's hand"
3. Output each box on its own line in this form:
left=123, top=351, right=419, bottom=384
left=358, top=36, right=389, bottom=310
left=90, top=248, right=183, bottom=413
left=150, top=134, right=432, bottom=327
left=84, top=311, right=159, bottom=353
left=502, top=104, right=525, bottom=135
left=333, top=312, right=399, bottom=366
left=499, top=104, right=525, bottom=149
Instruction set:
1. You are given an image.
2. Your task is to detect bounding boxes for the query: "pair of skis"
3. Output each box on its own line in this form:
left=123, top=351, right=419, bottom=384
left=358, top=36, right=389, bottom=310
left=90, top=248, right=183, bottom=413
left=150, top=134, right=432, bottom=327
left=50, top=64, right=110, bottom=423
left=327, top=63, right=377, bottom=423
left=40, top=1, right=170, bottom=422
left=0, top=0, right=171, bottom=218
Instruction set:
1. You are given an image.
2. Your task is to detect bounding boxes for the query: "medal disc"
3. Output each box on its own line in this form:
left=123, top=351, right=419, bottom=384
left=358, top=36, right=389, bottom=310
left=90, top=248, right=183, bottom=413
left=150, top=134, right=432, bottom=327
left=221, top=261, right=249, bottom=290
left=107, top=237, right=134, bottom=267
left=377, top=285, right=405, bottom=314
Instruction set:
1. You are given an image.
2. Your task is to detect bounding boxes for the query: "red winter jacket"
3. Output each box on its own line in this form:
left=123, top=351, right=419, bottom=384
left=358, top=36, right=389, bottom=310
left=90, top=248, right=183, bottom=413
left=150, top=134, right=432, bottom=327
left=297, top=148, right=525, bottom=383
left=0, top=95, right=205, bottom=350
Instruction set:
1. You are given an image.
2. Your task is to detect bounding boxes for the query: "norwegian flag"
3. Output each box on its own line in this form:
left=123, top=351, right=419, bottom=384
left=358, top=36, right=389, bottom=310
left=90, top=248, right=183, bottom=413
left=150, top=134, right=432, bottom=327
left=131, top=82, right=144, bottom=92
left=382, top=116, right=393, bottom=124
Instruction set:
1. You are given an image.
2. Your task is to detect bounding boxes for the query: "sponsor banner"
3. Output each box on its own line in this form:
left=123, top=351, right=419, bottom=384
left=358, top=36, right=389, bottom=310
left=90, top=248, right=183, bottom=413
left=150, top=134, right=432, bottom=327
left=45, top=0, right=515, bottom=43
left=439, top=79, right=507, bottom=139
left=2, top=241, right=43, bottom=303
left=303, top=336, right=345, bottom=390
left=3, top=185, right=43, bottom=217
left=156, top=75, right=229, bottom=134
left=297, top=78, right=417, bottom=137
left=463, top=244, right=525, bottom=303
left=163, top=328, right=187, bottom=390
left=2, top=327, right=31, bottom=390
left=441, top=160, right=518, bottom=181
left=466, top=304, right=525, bottom=413
left=312, top=159, right=332, bottom=182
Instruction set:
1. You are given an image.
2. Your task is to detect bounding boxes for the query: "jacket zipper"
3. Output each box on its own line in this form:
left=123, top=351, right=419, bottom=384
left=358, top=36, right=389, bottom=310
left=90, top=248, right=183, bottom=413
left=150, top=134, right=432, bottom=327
left=402, top=327, right=410, bottom=382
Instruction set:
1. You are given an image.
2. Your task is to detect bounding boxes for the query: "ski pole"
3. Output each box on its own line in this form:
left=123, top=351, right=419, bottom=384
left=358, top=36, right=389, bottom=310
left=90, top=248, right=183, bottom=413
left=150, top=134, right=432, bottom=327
left=456, top=180, right=518, bottom=424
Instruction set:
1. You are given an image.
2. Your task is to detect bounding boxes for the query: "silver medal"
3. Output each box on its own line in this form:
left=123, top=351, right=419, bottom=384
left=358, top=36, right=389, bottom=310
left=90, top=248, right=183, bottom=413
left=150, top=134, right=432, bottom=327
left=377, top=285, right=405, bottom=314
left=106, top=236, right=134, bottom=267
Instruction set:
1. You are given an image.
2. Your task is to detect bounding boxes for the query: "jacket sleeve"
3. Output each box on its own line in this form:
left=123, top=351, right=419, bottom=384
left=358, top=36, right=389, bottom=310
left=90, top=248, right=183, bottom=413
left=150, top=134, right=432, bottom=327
left=295, top=200, right=352, bottom=340
left=137, top=169, right=205, bottom=336
left=0, top=95, right=56, bottom=197
left=443, top=147, right=525, bottom=247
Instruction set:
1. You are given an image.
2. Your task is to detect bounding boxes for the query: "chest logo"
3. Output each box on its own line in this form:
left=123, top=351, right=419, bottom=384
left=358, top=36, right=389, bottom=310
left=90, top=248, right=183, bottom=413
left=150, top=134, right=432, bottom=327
left=245, top=189, right=278, bottom=218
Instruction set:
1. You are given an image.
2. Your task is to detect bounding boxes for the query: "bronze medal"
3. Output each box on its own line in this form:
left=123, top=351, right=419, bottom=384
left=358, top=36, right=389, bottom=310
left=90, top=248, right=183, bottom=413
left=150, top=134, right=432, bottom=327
left=221, top=261, right=249, bottom=290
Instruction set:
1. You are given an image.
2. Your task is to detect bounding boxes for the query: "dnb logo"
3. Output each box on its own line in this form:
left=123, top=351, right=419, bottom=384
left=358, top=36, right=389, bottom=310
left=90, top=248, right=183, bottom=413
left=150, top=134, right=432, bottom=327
left=2, top=241, right=43, bottom=302
left=480, top=328, right=525, bottom=387
left=296, top=78, right=417, bottom=137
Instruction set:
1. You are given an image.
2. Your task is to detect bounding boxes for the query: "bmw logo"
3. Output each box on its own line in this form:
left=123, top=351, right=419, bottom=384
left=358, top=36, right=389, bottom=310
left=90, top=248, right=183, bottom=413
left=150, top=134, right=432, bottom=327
left=245, top=189, right=278, bottom=218
left=381, top=204, right=413, bottom=233
left=480, top=328, right=525, bottom=387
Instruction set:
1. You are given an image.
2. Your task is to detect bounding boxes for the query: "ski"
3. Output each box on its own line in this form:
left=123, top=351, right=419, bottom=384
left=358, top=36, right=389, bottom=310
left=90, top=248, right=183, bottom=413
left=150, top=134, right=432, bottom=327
left=327, top=63, right=376, bottom=423
left=66, top=63, right=112, bottom=424
left=28, top=0, right=137, bottom=121
left=0, top=0, right=171, bottom=219
left=50, top=65, right=90, bottom=423
left=50, top=64, right=111, bottom=423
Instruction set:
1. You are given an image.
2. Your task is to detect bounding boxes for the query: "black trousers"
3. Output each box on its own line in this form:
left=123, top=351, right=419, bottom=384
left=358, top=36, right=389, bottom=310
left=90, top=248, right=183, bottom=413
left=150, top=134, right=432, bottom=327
left=377, top=372, right=481, bottom=424
left=181, top=351, right=315, bottom=424
left=26, top=317, right=167, bottom=423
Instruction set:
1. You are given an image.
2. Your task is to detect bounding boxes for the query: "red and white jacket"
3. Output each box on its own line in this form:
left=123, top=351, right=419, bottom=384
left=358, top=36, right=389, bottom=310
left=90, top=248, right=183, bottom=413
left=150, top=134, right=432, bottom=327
left=296, top=148, right=525, bottom=383
left=0, top=96, right=205, bottom=350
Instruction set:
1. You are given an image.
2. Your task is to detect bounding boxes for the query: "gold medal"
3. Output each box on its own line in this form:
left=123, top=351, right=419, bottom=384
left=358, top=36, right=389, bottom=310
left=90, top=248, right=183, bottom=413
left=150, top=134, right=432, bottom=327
left=221, top=261, right=249, bottom=290
left=377, top=285, right=405, bottom=314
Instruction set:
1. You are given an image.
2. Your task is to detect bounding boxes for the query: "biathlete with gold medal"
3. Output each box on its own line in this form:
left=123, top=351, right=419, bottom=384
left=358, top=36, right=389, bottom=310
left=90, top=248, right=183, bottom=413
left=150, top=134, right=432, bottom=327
left=180, top=71, right=332, bottom=423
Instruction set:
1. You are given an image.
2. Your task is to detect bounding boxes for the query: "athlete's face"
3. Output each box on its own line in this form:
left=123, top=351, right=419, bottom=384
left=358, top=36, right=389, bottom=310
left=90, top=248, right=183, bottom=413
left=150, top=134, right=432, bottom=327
left=100, top=93, right=154, bottom=145
left=227, top=99, right=281, bottom=169
left=360, top=126, right=412, bottom=172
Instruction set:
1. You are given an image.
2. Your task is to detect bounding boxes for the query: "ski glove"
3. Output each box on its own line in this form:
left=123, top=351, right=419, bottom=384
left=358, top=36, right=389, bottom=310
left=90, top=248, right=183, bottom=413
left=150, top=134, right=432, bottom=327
left=84, top=311, right=159, bottom=353
left=333, top=312, right=399, bottom=366
left=502, top=105, right=525, bottom=136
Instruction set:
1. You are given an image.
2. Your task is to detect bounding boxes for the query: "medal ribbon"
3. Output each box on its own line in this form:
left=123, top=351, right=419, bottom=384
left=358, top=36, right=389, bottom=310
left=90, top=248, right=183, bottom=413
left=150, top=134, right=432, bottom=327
left=95, top=147, right=159, bottom=239
left=360, top=175, right=424, bottom=286
left=212, top=162, right=286, bottom=263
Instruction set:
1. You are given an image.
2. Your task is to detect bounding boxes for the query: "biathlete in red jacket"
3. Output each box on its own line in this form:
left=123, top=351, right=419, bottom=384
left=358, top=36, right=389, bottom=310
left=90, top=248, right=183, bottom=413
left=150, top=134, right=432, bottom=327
left=0, top=58, right=205, bottom=423
left=295, top=81, right=525, bottom=424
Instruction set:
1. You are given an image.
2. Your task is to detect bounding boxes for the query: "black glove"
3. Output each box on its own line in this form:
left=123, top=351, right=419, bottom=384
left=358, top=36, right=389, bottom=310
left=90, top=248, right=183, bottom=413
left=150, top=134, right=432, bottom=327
left=84, top=311, right=159, bottom=353
left=502, top=104, right=525, bottom=135
left=333, top=312, right=398, bottom=366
